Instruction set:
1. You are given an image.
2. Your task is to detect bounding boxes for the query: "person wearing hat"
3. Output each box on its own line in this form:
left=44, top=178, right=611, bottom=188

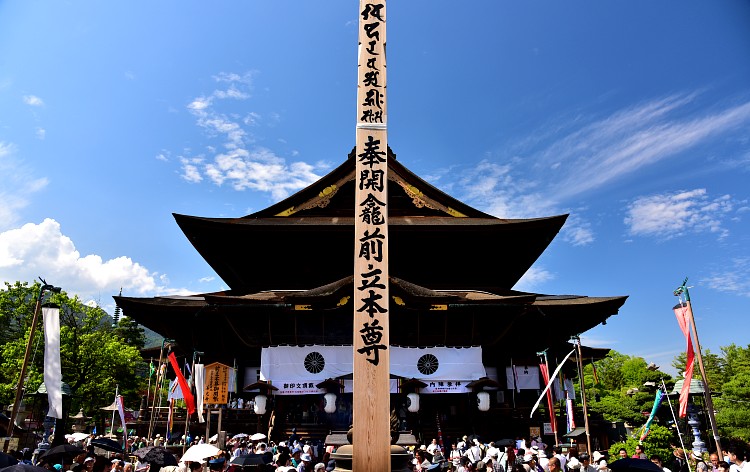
left=325, top=459, right=336, bottom=472
left=291, top=448, right=303, bottom=468
left=297, top=453, right=313, bottom=472
left=568, top=457, right=582, bottom=471
left=580, top=453, right=597, bottom=472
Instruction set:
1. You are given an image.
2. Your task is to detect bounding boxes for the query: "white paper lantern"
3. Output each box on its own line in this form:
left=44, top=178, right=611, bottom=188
left=254, top=394, right=267, bottom=415
left=323, top=393, right=337, bottom=414
left=407, top=392, right=420, bottom=413
left=477, top=391, right=490, bottom=412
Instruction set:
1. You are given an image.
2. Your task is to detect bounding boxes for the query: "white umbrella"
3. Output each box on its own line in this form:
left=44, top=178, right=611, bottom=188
left=180, top=444, right=220, bottom=464
left=250, top=433, right=266, bottom=441
left=208, top=434, right=219, bottom=443
left=70, top=432, right=89, bottom=441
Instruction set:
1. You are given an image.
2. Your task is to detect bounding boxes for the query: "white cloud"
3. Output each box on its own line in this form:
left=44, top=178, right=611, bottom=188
left=446, top=92, right=750, bottom=247
left=177, top=71, right=329, bottom=200
left=0, top=219, right=173, bottom=301
left=539, top=94, right=750, bottom=199
left=36, top=127, right=46, bottom=140
left=0, top=142, right=49, bottom=230
left=23, top=95, right=44, bottom=106
left=624, top=189, right=735, bottom=239
left=702, top=257, right=750, bottom=297
left=199, top=276, right=215, bottom=283
left=514, top=266, right=554, bottom=292
left=179, top=157, right=204, bottom=183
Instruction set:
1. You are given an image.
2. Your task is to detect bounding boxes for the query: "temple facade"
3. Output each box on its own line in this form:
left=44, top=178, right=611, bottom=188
left=117, top=147, right=626, bottom=447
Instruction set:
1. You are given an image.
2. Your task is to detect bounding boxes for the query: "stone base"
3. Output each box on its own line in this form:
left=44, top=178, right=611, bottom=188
left=330, top=445, right=411, bottom=472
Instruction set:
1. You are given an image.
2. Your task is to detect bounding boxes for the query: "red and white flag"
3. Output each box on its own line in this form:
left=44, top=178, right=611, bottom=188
left=116, top=395, right=128, bottom=444
left=674, top=301, right=695, bottom=417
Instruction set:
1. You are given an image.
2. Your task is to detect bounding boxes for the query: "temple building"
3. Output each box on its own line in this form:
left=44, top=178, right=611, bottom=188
left=117, top=147, right=626, bottom=447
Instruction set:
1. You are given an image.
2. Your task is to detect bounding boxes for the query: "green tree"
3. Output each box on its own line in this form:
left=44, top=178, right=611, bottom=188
left=672, top=349, right=724, bottom=392
left=609, top=425, right=676, bottom=465
left=0, top=281, right=147, bottom=424
left=712, top=344, right=750, bottom=441
left=578, top=350, right=672, bottom=427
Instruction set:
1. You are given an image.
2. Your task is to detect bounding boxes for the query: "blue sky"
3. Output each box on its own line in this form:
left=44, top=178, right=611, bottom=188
left=1, top=1, right=749, bottom=375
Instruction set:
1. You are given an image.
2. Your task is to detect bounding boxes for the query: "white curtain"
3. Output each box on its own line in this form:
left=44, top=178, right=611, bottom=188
left=505, top=365, right=540, bottom=390
left=194, top=364, right=205, bottom=423
left=43, top=306, right=63, bottom=418
left=260, top=345, right=485, bottom=381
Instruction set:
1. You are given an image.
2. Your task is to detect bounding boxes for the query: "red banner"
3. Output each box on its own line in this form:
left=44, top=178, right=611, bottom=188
left=168, top=352, right=196, bottom=416
left=539, top=363, right=557, bottom=434
left=673, top=302, right=695, bottom=417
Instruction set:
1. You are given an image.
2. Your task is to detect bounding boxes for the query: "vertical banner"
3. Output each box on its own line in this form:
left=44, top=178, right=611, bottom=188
left=168, top=352, right=196, bottom=416
left=354, top=2, right=390, bottom=471
left=43, top=306, right=63, bottom=419
left=539, top=363, right=557, bottom=435
left=195, top=363, right=206, bottom=423
left=116, top=396, right=128, bottom=444
left=203, top=362, right=230, bottom=405
left=673, top=302, right=695, bottom=417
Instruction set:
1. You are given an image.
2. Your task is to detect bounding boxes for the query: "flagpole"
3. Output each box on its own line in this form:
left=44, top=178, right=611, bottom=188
left=148, top=339, right=169, bottom=440
left=574, top=337, right=592, bottom=454
left=146, top=357, right=153, bottom=411
left=543, top=351, right=559, bottom=446
left=661, top=379, right=692, bottom=472
left=674, top=279, right=723, bottom=460
left=111, top=385, right=119, bottom=437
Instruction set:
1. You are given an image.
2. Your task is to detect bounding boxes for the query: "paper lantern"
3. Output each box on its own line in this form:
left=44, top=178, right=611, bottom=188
left=407, top=392, right=420, bottom=413
left=477, top=391, right=490, bottom=412
left=323, top=393, right=337, bottom=414
left=254, top=394, right=267, bottom=415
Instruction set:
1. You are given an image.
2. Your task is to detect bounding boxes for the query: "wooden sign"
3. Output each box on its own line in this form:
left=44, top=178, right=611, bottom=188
left=353, top=1, right=391, bottom=471
left=203, top=362, right=230, bottom=405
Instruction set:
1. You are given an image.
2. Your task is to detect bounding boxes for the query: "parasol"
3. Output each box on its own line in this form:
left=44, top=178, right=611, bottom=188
left=231, top=433, right=248, bottom=440
left=249, top=433, right=266, bottom=441
left=179, top=444, right=220, bottom=464
left=91, top=437, right=124, bottom=454
left=143, top=447, right=178, bottom=470
left=0, top=464, right=48, bottom=472
left=229, top=455, right=270, bottom=467
left=133, top=447, right=155, bottom=460
left=0, top=452, right=19, bottom=468
left=38, top=444, right=85, bottom=464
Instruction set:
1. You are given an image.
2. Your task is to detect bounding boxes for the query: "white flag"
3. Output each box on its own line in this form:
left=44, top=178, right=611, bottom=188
left=43, top=306, right=63, bottom=419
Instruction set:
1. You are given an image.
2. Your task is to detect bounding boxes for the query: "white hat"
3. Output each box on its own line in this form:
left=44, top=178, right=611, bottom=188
left=523, top=454, right=534, bottom=463
left=300, top=454, right=312, bottom=462
left=567, top=458, right=581, bottom=470
left=598, top=461, right=608, bottom=470
left=692, top=451, right=703, bottom=461
left=593, top=451, right=604, bottom=463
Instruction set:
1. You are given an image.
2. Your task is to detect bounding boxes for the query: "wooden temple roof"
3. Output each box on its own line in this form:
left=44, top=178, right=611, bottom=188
left=115, top=276, right=626, bottom=365
left=174, top=148, right=567, bottom=294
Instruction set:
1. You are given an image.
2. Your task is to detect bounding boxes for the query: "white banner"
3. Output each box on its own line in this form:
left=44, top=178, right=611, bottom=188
left=43, top=306, right=63, bottom=419
left=505, top=365, right=541, bottom=390
left=260, top=346, right=485, bottom=382
left=194, top=363, right=205, bottom=423
left=168, top=378, right=183, bottom=400
left=272, top=379, right=400, bottom=395
left=419, top=380, right=472, bottom=394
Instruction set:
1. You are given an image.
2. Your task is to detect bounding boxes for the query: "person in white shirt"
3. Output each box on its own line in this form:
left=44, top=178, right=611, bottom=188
left=727, top=449, right=746, bottom=472
left=427, top=439, right=441, bottom=455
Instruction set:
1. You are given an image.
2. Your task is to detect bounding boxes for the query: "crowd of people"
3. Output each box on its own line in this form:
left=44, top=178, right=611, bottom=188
left=4, top=432, right=748, bottom=472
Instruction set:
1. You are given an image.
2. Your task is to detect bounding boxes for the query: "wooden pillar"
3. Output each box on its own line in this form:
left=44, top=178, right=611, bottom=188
left=353, top=1, right=391, bottom=471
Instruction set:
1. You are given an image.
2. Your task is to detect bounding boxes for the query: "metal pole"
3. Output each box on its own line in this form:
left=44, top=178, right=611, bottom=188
left=543, top=351, right=560, bottom=446
left=661, top=379, right=692, bottom=472
left=675, top=279, right=723, bottom=459
left=110, top=385, right=119, bottom=436
left=7, top=279, right=60, bottom=443
left=147, top=339, right=168, bottom=440
left=574, top=337, right=592, bottom=454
